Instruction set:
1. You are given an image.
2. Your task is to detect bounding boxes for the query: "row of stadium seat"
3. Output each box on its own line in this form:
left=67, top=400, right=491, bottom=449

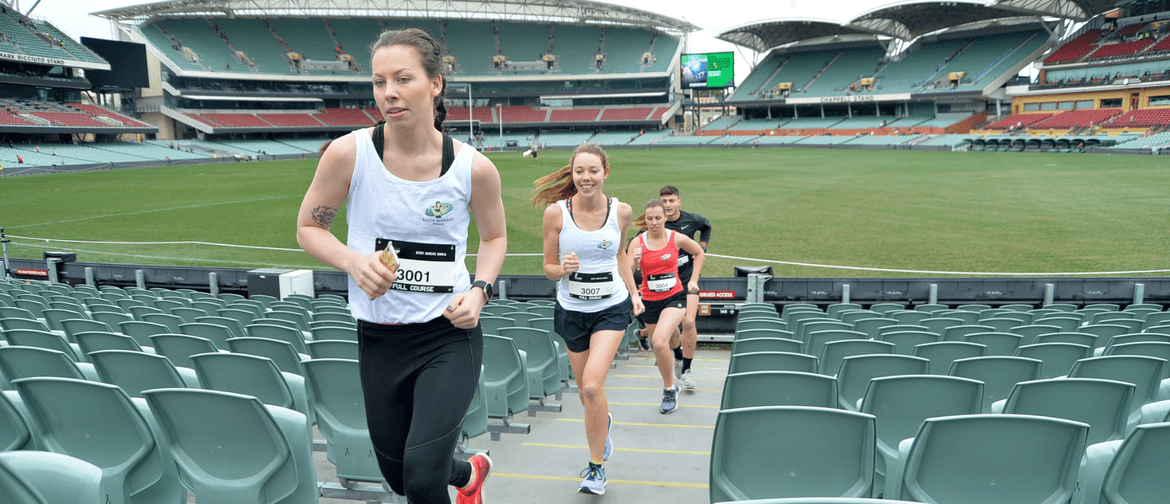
left=0, top=278, right=594, bottom=500
left=711, top=301, right=1170, bottom=502
left=141, top=17, right=677, bottom=77
left=176, top=105, right=670, bottom=130
left=0, top=100, right=151, bottom=129
left=984, top=108, right=1170, bottom=131
left=1045, top=21, right=1170, bottom=64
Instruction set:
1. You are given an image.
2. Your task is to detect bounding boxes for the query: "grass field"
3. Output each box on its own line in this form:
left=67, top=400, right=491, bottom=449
left=4, top=147, right=1168, bottom=278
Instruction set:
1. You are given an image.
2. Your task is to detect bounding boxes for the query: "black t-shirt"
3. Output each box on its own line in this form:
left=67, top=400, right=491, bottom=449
left=664, top=209, right=711, bottom=280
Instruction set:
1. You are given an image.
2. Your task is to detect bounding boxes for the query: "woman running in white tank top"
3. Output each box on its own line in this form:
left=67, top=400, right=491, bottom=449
left=534, top=143, right=642, bottom=495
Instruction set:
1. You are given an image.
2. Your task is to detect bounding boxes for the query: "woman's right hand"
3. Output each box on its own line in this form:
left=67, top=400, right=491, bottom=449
left=562, top=252, right=579, bottom=278
left=630, top=246, right=642, bottom=266
left=351, top=251, right=398, bottom=300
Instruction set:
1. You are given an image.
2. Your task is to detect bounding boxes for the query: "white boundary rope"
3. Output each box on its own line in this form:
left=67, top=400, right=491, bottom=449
left=9, top=235, right=1169, bottom=276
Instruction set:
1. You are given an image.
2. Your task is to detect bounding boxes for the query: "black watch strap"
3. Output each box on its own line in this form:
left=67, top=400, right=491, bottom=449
left=472, top=280, right=493, bottom=302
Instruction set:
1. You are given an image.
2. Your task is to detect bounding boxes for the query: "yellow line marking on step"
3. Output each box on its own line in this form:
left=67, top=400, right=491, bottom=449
left=607, top=401, right=719, bottom=409
left=614, top=374, right=724, bottom=380
left=557, top=418, right=713, bottom=429
left=522, top=442, right=709, bottom=456
left=492, top=472, right=708, bottom=488
left=604, top=385, right=722, bottom=393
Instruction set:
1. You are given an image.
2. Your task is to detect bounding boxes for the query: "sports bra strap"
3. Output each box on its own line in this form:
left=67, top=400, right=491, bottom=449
left=372, top=122, right=455, bottom=176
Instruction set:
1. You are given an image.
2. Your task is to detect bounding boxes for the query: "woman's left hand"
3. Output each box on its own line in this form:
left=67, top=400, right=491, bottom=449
left=687, top=281, right=700, bottom=295
left=443, top=289, right=487, bottom=329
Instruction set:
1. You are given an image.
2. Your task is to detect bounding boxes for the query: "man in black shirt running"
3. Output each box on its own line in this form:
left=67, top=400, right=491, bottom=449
left=659, top=185, right=710, bottom=390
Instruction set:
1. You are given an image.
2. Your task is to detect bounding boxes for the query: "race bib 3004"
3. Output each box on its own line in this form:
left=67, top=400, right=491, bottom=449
left=647, top=273, right=677, bottom=292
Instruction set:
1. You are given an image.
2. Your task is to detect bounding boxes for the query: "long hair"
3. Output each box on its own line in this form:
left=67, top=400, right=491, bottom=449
left=532, top=143, right=609, bottom=207
left=369, top=28, right=447, bottom=131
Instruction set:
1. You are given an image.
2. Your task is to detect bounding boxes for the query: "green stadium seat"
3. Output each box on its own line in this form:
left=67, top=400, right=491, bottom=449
left=860, top=375, right=983, bottom=497
left=89, top=349, right=199, bottom=395
left=0, top=451, right=104, bottom=504
left=999, top=378, right=1133, bottom=443
left=142, top=388, right=318, bottom=503
left=886, top=414, right=1087, bottom=503
left=190, top=352, right=311, bottom=424
left=834, top=354, right=929, bottom=411
left=877, top=330, right=941, bottom=356
left=1013, top=342, right=1092, bottom=379
left=729, top=351, right=818, bottom=374
left=947, top=356, right=1043, bottom=412
left=960, top=332, right=1024, bottom=356
left=301, top=358, right=384, bottom=486
left=719, top=371, right=838, bottom=410
left=818, top=340, right=896, bottom=375
left=710, top=406, right=876, bottom=502
left=148, top=334, right=219, bottom=369
left=731, top=337, right=804, bottom=355
left=12, top=377, right=186, bottom=504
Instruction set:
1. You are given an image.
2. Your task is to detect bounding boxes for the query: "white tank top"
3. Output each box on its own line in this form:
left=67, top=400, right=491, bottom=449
left=556, top=197, right=629, bottom=313
left=346, top=128, right=475, bottom=324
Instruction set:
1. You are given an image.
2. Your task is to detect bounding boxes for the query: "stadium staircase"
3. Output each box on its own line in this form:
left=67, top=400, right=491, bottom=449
left=799, top=51, right=843, bottom=93
left=916, top=39, right=974, bottom=88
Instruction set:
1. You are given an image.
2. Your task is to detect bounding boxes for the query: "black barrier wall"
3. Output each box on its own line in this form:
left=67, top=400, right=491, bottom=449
left=11, top=257, right=1167, bottom=307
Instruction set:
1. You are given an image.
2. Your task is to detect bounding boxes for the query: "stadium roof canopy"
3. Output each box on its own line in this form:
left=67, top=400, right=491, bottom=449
left=93, top=0, right=700, bottom=36
left=716, top=18, right=881, bottom=53
left=847, top=0, right=1044, bottom=40
left=718, top=0, right=1123, bottom=52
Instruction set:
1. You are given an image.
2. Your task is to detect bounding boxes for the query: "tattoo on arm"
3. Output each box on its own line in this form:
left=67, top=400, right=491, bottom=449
left=311, top=205, right=337, bottom=228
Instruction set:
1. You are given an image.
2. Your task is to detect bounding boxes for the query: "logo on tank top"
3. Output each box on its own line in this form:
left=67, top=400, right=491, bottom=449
left=425, top=201, right=454, bottom=218
left=661, top=253, right=673, bottom=261
left=597, top=240, right=612, bottom=249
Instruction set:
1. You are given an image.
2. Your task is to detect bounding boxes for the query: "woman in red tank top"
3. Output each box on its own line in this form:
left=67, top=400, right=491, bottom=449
left=627, top=199, right=705, bottom=414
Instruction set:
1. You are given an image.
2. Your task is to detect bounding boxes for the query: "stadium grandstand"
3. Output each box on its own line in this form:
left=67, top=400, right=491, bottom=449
left=681, top=0, right=1170, bottom=153
left=3, top=0, right=1169, bottom=175
left=84, top=0, right=690, bottom=149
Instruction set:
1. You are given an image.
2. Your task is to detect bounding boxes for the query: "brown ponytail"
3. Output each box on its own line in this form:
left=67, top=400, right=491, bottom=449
left=532, top=143, right=609, bottom=207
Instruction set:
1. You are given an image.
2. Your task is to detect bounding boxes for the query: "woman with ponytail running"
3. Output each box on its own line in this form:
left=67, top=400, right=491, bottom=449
left=627, top=199, right=705, bottom=414
left=535, top=143, right=641, bottom=495
left=297, top=28, right=506, bottom=504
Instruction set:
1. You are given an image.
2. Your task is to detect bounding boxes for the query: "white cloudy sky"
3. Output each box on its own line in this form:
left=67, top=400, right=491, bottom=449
left=34, top=0, right=885, bottom=79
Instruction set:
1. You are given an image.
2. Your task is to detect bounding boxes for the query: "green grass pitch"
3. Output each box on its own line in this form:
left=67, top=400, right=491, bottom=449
left=3, top=148, right=1168, bottom=278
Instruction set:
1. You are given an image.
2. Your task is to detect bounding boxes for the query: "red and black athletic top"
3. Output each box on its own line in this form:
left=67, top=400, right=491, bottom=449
left=638, top=231, right=684, bottom=302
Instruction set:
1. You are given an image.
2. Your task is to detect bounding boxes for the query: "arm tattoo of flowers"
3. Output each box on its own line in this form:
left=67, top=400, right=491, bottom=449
left=311, top=205, right=337, bottom=228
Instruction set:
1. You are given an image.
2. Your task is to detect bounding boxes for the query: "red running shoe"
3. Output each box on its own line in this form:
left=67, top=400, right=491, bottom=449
left=457, top=453, right=493, bottom=504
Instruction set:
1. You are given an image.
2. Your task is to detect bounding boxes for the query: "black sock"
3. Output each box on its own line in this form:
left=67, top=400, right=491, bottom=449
left=682, top=357, right=693, bottom=373
left=672, top=346, right=684, bottom=360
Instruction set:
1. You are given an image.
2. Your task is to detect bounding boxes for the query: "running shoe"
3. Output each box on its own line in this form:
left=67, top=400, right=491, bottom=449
left=637, top=334, right=651, bottom=350
left=673, top=358, right=683, bottom=379
left=578, top=462, right=607, bottom=495
left=456, top=453, right=492, bottom=504
left=679, top=369, right=696, bottom=390
left=660, top=384, right=679, bottom=414
left=603, top=413, right=613, bottom=461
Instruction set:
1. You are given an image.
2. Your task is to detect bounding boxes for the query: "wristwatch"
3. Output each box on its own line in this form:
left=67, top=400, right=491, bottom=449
left=471, top=280, right=494, bottom=302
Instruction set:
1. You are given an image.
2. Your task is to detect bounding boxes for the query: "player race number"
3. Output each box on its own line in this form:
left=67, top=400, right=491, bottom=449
left=566, top=271, right=616, bottom=300
left=647, top=273, right=677, bottom=292
left=376, top=238, right=456, bottom=294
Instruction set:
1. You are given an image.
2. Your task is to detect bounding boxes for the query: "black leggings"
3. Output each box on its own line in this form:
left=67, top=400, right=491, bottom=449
left=357, top=317, right=483, bottom=504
